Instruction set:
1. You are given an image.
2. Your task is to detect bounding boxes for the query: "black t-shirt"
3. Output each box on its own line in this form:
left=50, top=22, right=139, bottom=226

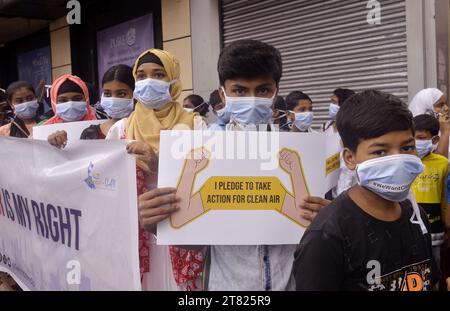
left=294, top=192, right=440, bottom=291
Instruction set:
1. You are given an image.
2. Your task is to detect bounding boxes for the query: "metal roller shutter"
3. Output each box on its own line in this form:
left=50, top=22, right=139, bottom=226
left=221, top=0, right=408, bottom=129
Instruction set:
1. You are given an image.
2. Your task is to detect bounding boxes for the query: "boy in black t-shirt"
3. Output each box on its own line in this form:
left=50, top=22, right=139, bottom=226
left=293, top=90, right=440, bottom=291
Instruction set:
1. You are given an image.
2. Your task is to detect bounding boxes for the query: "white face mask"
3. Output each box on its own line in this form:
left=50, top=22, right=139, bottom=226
left=222, top=87, right=275, bottom=125
left=14, top=99, right=39, bottom=119
left=329, top=103, right=340, bottom=120
left=56, top=101, right=87, bottom=122
left=216, top=106, right=230, bottom=125
left=291, top=111, right=314, bottom=131
left=133, top=78, right=176, bottom=110
left=415, top=139, right=433, bottom=159
left=100, top=96, right=134, bottom=119
left=355, top=154, right=428, bottom=234
left=356, top=154, right=425, bottom=202
left=183, top=101, right=208, bottom=113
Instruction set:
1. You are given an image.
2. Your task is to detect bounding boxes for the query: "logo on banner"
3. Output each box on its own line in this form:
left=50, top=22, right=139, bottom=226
left=126, top=28, right=136, bottom=46
left=84, top=162, right=117, bottom=191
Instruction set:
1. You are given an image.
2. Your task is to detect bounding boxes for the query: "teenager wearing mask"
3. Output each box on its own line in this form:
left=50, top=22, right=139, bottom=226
left=83, top=65, right=134, bottom=138
left=107, top=49, right=205, bottom=291
left=294, top=90, right=439, bottom=291
left=0, top=81, right=44, bottom=138
left=48, top=65, right=135, bottom=146
left=285, top=91, right=315, bottom=132
left=183, top=94, right=209, bottom=117
left=208, top=89, right=229, bottom=131
left=324, top=88, right=356, bottom=200
left=272, top=95, right=289, bottom=131
left=323, top=88, right=355, bottom=135
left=142, top=40, right=329, bottom=291
left=409, top=88, right=450, bottom=158
left=44, top=75, right=96, bottom=125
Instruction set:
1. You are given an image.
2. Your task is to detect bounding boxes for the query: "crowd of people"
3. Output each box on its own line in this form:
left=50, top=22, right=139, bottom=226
left=0, top=39, right=449, bottom=291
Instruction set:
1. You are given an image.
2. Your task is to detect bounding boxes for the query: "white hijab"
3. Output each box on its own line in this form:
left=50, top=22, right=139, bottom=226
left=409, top=88, right=444, bottom=116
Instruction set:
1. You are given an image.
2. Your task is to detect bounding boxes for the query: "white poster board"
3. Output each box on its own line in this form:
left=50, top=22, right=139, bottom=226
left=32, top=120, right=106, bottom=142
left=157, top=130, right=341, bottom=245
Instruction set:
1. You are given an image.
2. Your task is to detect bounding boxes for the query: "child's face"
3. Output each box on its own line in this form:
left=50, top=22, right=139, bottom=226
left=212, top=102, right=225, bottom=114
left=183, top=99, right=195, bottom=109
left=287, top=100, right=312, bottom=122
left=219, top=77, right=277, bottom=101
left=343, top=130, right=417, bottom=171
left=415, top=130, right=439, bottom=144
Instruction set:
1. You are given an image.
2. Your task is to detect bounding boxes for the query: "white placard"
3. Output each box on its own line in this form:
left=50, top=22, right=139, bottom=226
left=0, top=137, right=140, bottom=290
left=32, top=120, right=107, bottom=142
left=157, top=130, right=341, bottom=245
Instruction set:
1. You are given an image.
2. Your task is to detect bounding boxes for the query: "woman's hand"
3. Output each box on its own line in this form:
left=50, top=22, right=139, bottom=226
left=438, top=114, right=450, bottom=133
left=47, top=130, right=68, bottom=149
left=126, top=141, right=158, bottom=174
left=138, top=187, right=180, bottom=233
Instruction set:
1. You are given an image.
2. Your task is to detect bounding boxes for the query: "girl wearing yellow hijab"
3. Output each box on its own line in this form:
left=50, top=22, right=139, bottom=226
left=107, top=49, right=205, bottom=291
left=107, top=49, right=204, bottom=150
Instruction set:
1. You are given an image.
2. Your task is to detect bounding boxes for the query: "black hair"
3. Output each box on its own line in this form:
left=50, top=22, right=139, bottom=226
left=333, top=88, right=355, bottom=106
left=413, top=114, right=440, bottom=137
left=102, top=64, right=135, bottom=91
left=184, top=94, right=208, bottom=117
left=218, top=39, right=282, bottom=86
left=137, top=52, right=163, bottom=69
left=274, top=95, right=286, bottom=110
left=209, top=89, right=222, bottom=109
left=6, top=81, right=35, bottom=102
left=5, top=81, right=45, bottom=137
left=58, top=79, right=83, bottom=95
left=273, top=96, right=287, bottom=126
left=336, top=89, right=414, bottom=152
left=285, top=91, right=312, bottom=111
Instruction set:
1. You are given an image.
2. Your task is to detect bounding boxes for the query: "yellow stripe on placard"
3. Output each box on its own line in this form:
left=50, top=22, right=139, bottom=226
left=326, top=152, right=340, bottom=176
left=199, top=176, right=287, bottom=212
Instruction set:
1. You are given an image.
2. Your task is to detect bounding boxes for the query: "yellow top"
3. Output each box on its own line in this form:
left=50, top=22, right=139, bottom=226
left=411, top=152, right=448, bottom=218
left=127, top=48, right=196, bottom=154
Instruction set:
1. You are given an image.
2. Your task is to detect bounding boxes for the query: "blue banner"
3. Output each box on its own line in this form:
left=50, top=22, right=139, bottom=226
left=17, top=46, right=52, bottom=89
left=96, top=14, right=154, bottom=91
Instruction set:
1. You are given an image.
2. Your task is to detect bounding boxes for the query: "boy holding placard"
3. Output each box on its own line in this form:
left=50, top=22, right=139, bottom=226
left=293, top=90, right=440, bottom=291
left=137, top=39, right=330, bottom=291
left=204, top=39, right=328, bottom=290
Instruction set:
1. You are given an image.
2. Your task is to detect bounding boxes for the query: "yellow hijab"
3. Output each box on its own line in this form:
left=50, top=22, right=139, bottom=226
left=127, top=49, right=195, bottom=153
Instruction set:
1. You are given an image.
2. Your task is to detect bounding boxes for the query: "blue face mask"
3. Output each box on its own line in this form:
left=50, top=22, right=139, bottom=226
left=15, top=99, right=39, bottom=119
left=415, top=139, right=433, bottom=159
left=100, top=96, right=134, bottom=119
left=329, top=103, right=340, bottom=120
left=356, top=154, right=425, bottom=202
left=56, top=101, right=88, bottom=122
left=216, top=106, right=230, bottom=125
left=133, top=78, right=175, bottom=110
left=292, top=111, right=314, bottom=132
left=222, top=88, right=274, bottom=125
